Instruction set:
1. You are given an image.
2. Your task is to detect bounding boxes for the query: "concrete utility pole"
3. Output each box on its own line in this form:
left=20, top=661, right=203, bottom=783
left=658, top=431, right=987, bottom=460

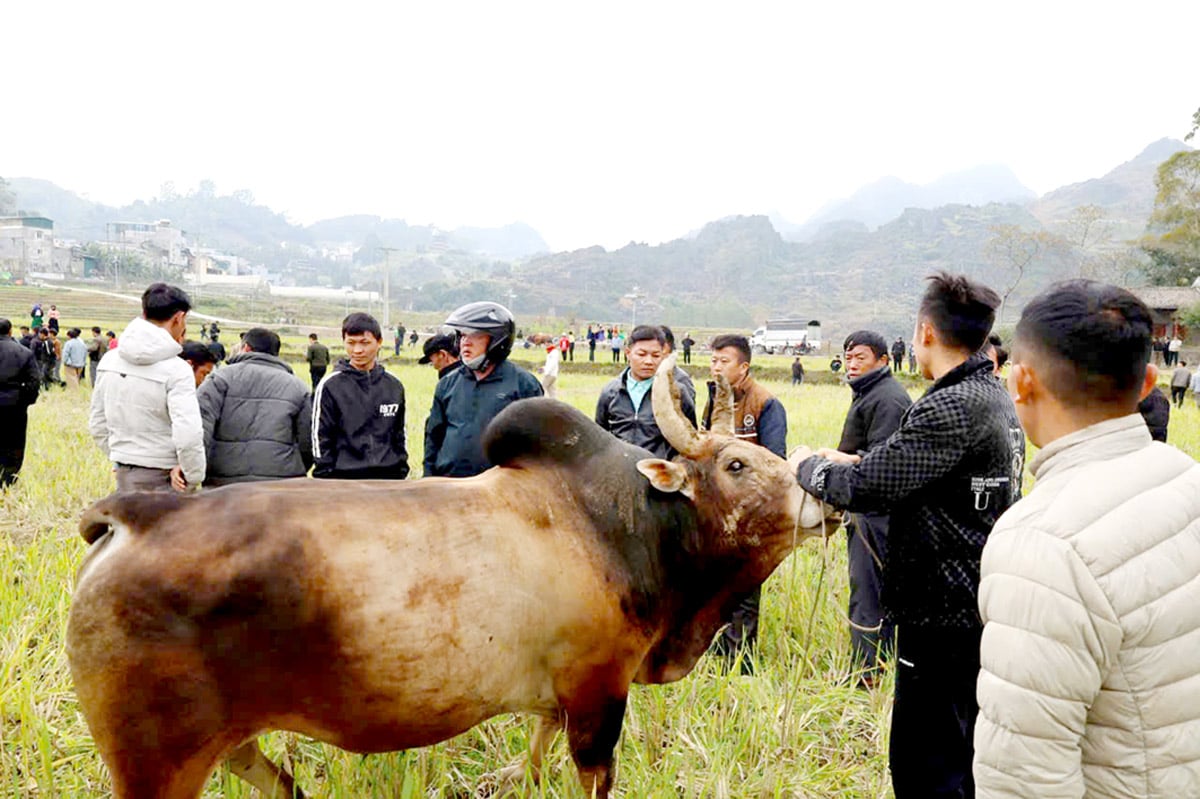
left=379, top=247, right=401, bottom=331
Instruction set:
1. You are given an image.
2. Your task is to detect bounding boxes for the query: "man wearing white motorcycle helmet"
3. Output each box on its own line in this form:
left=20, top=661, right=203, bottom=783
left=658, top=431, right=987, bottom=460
left=423, top=301, right=543, bottom=477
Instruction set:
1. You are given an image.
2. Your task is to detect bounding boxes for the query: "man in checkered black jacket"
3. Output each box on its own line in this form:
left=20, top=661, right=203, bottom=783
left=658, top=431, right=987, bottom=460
left=792, top=272, right=1025, bottom=799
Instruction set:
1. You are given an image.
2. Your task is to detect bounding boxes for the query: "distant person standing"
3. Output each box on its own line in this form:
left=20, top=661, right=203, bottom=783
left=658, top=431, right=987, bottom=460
left=424, top=302, right=542, bottom=477
left=48, top=328, right=64, bottom=386
left=30, top=303, right=43, bottom=330
left=541, top=343, right=561, bottom=399
left=207, top=334, right=226, bottom=365
left=1168, top=334, right=1183, bottom=366
left=33, top=328, right=57, bottom=390
left=792, top=355, right=805, bottom=386
left=907, top=342, right=917, bottom=374
left=890, top=337, right=905, bottom=373
left=47, top=305, right=60, bottom=334
left=567, top=330, right=576, bottom=361
left=610, top=329, right=622, bottom=362
left=0, top=318, right=40, bottom=487
left=62, top=328, right=88, bottom=388
left=395, top=323, right=405, bottom=355
left=86, top=326, right=104, bottom=386
left=408, top=329, right=418, bottom=347
left=312, top=313, right=409, bottom=480
left=681, top=332, right=695, bottom=365
left=1171, top=360, right=1192, bottom=408
left=90, top=283, right=205, bottom=493
left=305, top=333, right=330, bottom=386
left=106, top=330, right=118, bottom=350
left=199, top=327, right=313, bottom=486
left=587, top=324, right=597, bottom=362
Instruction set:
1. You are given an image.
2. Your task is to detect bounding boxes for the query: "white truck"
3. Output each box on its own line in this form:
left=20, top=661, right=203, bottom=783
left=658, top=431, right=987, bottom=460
left=749, top=319, right=822, bottom=355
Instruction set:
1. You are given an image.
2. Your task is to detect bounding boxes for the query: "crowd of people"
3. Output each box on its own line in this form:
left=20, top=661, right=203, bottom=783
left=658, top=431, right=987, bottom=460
left=2, top=274, right=1199, bottom=799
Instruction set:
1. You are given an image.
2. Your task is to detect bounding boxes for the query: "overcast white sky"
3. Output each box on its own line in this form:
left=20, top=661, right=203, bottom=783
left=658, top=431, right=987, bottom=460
left=2, top=1, right=1196, bottom=251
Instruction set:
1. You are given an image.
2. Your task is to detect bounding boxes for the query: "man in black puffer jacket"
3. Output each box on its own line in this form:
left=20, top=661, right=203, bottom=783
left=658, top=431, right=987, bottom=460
left=198, top=327, right=312, bottom=486
left=313, top=313, right=409, bottom=480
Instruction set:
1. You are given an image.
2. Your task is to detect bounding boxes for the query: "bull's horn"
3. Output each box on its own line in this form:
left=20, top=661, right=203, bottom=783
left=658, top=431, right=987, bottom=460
left=652, top=354, right=702, bottom=457
left=709, top=373, right=735, bottom=435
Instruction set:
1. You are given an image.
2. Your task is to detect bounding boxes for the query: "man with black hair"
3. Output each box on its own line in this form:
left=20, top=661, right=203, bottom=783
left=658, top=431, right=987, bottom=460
left=207, top=334, right=226, bottom=365
left=33, top=327, right=57, bottom=389
left=681, top=331, right=696, bottom=365
left=891, top=337, right=906, bottom=373
left=837, top=330, right=912, bottom=686
left=418, top=331, right=461, bottom=379
left=792, top=272, right=1023, bottom=799
left=424, top=301, right=542, bottom=477
left=312, top=313, right=408, bottom=480
left=975, top=281, right=1200, bottom=799
left=702, top=333, right=786, bottom=672
left=18, top=326, right=33, bottom=349
left=90, top=283, right=205, bottom=493
left=659, top=325, right=695, bottom=395
left=87, top=326, right=104, bottom=386
left=0, top=318, right=40, bottom=487
left=596, top=325, right=697, bottom=459
left=305, top=333, right=330, bottom=386
left=199, top=327, right=313, bottom=485
left=1137, top=386, right=1170, bottom=442
left=179, top=341, right=218, bottom=387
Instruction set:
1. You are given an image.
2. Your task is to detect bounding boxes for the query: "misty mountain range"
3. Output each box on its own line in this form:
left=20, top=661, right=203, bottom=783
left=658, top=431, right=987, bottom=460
left=4, top=137, right=1192, bottom=331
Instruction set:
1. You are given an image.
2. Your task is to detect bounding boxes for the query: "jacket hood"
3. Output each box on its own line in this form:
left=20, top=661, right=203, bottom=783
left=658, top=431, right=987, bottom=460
left=333, top=357, right=385, bottom=382
left=116, top=317, right=182, bottom=365
left=228, top=351, right=294, bottom=373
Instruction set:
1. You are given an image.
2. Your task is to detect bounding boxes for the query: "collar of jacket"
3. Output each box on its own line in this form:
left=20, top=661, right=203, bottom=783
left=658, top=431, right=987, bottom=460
left=848, top=365, right=892, bottom=398
left=463, top=359, right=511, bottom=385
left=924, top=352, right=993, bottom=396
left=334, top=358, right=385, bottom=381
left=1030, top=413, right=1151, bottom=481
left=227, top=351, right=294, bottom=373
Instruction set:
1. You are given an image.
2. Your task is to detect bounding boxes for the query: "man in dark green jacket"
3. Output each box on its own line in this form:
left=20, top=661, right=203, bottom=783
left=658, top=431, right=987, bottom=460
left=424, top=302, right=541, bottom=477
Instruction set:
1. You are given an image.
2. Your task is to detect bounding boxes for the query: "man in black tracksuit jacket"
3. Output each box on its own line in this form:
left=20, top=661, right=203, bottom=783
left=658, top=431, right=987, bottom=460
left=0, top=318, right=40, bottom=486
left=836, top=331, right=913, bottom=684
left=794, top=274, right=1024, bottom=799
left=312, top=313, right=409, bottom=480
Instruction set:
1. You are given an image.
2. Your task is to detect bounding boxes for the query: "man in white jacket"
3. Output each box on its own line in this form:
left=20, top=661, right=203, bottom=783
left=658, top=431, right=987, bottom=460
left=975, top=280, right=1200, bottom=798
left=89, top=283, right=205, bottom=493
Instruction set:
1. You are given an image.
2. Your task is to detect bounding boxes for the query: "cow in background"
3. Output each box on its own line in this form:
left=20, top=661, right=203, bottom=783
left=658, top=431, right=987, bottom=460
left=66, top=356, right=837, bottom=798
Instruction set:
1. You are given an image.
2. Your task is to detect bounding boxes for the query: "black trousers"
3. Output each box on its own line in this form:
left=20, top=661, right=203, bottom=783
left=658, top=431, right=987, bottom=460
left=589, top=342, right=596, bottom=361
left=0, top=405, right=30, bottom=487
left=1172, top=386, right=1187, bottom=407
left=710, top=586, right=760, bottom=673
left=847, top=515, right=893, bottom=677
left=890, top=625, right=981, bottom=799
left=310, top=366, right=327, bottom=386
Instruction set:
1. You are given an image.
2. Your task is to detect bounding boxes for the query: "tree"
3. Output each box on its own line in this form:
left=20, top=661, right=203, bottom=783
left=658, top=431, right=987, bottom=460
left=1187, top=105, right=1199, bottom=142
left=1141, top=150, right=1200, bottom=285
left=986, top=224, right=1063, bottom=322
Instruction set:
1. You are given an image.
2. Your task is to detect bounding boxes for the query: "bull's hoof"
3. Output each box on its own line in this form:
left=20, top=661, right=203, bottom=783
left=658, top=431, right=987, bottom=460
left=476, top=762, right=529, bottom=798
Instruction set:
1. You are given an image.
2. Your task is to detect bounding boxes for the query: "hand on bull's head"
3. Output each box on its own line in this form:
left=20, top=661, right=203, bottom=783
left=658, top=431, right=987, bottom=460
left=635, top=355, right=840, bottom=546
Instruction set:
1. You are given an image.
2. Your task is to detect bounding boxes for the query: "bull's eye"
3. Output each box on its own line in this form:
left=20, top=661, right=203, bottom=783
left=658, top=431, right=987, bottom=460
left=727, top=459, right=744, bottom=474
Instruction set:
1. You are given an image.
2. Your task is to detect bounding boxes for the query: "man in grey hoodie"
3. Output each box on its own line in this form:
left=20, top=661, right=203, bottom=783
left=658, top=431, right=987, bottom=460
left=89, top=283, right=205, bottom=493
left=198, top=327, right=313, bottom=486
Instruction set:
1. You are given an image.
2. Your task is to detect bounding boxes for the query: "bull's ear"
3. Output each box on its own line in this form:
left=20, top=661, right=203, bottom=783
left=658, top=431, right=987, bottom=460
left=636, top=459, right=694, bottom=499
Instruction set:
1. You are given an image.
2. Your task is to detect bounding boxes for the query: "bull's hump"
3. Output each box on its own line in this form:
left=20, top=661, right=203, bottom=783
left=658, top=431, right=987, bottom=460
left=484, top=399, right=617, bottom=468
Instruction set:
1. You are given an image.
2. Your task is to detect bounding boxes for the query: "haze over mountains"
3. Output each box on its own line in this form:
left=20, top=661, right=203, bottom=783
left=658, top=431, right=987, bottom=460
left=5, top=138, right=1191, bottom=332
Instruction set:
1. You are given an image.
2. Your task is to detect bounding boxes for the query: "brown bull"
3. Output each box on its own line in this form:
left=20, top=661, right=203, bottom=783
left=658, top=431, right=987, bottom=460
left=66, top=355, right=837, bottom=798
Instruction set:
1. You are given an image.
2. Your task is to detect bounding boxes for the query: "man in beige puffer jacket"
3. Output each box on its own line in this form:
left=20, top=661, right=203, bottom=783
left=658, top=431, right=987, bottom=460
left=975, top=280, right=1200, bottom=798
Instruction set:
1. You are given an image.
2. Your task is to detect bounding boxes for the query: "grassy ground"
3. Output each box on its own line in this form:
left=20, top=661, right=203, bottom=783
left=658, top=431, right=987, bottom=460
left=4, top=288, right=1199, bottom=798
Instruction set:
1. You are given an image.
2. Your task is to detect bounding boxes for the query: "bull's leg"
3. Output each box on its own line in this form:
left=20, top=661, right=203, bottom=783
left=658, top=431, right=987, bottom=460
left=225, top=739, right=304, bottom=798
left=564, top=694, right=628, bottom=798
left=489, top=715, right=562, bottom=796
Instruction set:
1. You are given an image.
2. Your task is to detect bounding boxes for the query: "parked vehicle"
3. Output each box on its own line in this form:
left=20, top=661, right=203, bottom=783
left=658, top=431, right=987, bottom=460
left=750, top=319, right=822, bottom=355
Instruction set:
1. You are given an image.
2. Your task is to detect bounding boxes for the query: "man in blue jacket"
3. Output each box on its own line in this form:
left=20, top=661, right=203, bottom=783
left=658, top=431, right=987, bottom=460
left=423, top=302, right=542, bottom=477
left=312, top=313, right=409, bottom=480
left=701, top=333, right=787, bottom=673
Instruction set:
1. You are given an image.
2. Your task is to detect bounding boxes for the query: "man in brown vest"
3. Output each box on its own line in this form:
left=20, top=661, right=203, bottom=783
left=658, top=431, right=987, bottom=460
left=702, top=333, right=788, bottom=673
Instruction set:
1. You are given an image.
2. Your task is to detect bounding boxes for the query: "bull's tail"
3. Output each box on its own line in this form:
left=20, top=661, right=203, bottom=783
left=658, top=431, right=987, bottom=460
left=80, top=492, right=189, bottom=544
